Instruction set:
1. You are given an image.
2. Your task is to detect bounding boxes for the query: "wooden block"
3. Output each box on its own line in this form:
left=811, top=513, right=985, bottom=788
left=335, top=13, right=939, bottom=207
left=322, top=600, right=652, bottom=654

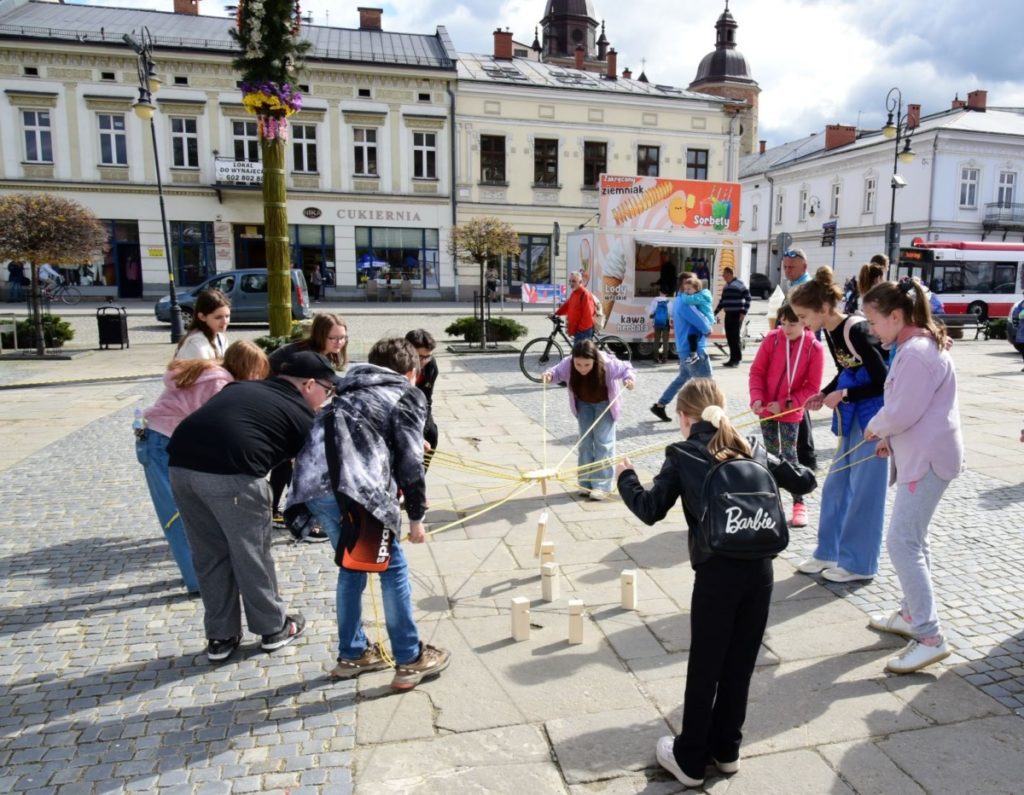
left=511, top=596, right=530, bottom=641
left=620, top=569, right=638, bottom=610
left=568, top=599, right=585, bottom=644
left=541, top=562, right=559, bottom=602
left=533, top=511, right=549, bottom=558
left=540, top=540, right=555, bottom=564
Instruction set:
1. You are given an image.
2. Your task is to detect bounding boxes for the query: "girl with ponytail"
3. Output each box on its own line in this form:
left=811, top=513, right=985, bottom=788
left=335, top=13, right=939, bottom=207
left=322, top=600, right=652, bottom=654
left=616, top=379, right=814, bottom=788
left=858, top=279, right=963, bottom=674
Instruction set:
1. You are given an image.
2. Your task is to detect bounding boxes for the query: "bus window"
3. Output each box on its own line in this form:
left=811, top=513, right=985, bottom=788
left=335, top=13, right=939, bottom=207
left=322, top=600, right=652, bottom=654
left=994, top=262, right=1018, bottom=293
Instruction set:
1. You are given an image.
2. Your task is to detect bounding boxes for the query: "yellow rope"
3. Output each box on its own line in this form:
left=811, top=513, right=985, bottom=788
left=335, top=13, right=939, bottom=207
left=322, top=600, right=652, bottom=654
left=421, top=480, right=536, bottom=538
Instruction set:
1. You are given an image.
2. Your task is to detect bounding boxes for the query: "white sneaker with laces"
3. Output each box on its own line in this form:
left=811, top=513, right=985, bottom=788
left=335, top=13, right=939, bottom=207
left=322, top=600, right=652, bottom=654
left=821, top=566, right=874, bottom=583
left=713, top=757, right=740, bottom=774
left=886, top=639, right=951, bottom=673
left=869, top=610, right=915, bottom=638
left=588, top=489, right=608, bottom=502
left=796, top=556, right=837, bottom=574
left=655, top=736, right=703, bottom=788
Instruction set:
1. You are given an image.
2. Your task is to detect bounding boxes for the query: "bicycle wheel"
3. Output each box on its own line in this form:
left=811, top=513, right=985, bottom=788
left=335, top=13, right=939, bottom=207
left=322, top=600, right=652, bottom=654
left=58, top=285, right=82, bottom=305
left=598, top=334, right=632, bottom=363
left=519, top=337, right=565, bottom=383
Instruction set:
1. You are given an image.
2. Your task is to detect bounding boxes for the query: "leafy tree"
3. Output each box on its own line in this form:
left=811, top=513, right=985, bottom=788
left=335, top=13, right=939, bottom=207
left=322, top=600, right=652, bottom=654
left=0, top=194, right=106, bottom=355
left=231, top=0, right=311, bottom=336
left=449, top=217, right=520, bottom=347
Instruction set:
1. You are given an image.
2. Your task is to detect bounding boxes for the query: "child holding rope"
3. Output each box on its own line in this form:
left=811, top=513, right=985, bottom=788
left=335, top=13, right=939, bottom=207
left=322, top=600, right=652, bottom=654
left=543, top=339, right=636, bottom=501
left=861, top=280, right=963, bottom=673
left=790, top=267, right=889, bottom=583
left=748, top=304, right=825, bottom=528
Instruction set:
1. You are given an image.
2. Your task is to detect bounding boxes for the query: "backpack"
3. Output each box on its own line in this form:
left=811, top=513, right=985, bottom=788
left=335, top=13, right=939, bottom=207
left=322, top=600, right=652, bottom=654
left=653, top=299, right=669, bottom=330
left=590, top=290, right=606, bottom=330
left=692, top=445, right=789, bottom=560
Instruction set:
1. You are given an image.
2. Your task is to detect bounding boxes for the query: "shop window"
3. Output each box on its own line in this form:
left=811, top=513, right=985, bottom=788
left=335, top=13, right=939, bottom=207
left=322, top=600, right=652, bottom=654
left=480, top=134, right=505, bottom=183
left=507, top=234, right=551, bottom=286
left=355, top=226, right=439, bottom=289
left=171, top=221, right=215, bottom=287
left=290, top=224, right=336, bottom=287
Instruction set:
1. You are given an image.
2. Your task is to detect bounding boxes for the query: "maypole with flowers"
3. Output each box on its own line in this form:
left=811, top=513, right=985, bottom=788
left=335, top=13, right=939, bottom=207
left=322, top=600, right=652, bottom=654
left=231, top=0, right=310, bottom=336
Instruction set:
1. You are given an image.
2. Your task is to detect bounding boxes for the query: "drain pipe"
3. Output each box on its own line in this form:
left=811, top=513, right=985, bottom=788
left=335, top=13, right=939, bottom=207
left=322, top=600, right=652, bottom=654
left=447, top=84, right=459, bottom=300
left=765, top=173, right=775, bottom=283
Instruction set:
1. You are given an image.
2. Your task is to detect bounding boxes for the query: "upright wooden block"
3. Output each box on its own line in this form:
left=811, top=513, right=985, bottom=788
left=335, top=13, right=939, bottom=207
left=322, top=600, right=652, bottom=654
left=533, top=511, right=549, bottom=558
left=620, top=569, right=638, bottom=610
left=540, top=541, right=555, bottom=564
left=511, top=596, right=530, bottom=641
left=541, top=562, right=559, bottom=602
left=568, top=599, right=585, bottom=644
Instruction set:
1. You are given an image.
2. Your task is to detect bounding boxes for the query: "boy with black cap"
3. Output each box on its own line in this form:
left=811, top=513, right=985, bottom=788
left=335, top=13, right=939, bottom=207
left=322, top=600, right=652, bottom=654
left=168, top=350, right=336, bottom=662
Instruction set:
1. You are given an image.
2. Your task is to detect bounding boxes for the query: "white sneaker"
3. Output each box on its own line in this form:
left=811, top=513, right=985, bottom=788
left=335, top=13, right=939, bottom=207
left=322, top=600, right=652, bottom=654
left=796, top=556, right=837, bottom=574
left=821, top=566, right=874, bottom=583
left=886, top=639, right=951, bottom=674
left=713, top=757, right=740, bottom=774
left=655, top=736, right=703, bottom=788
left=588, top=489, right=608, bottom=502
left=869, top=610, right=915, bottom=638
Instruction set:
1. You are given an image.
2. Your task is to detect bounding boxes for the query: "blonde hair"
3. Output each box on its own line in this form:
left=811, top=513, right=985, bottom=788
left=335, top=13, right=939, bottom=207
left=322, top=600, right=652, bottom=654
left=676, top=378, right=751, bottom=461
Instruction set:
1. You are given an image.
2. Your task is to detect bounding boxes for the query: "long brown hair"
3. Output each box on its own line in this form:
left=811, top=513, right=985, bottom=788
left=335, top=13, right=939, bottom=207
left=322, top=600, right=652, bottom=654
left=567, top=339, right=606, bottom=394
left=167, top=340, right=268, bottom=387
left=789, top=266, right=843, bottom=311
left=676, top=378, right=751, bottom=461
left=857, top=261, right=887, bottom=296
left=862, top=280, right=947, bottom=349
left=176, top=288, right=230, bottom=351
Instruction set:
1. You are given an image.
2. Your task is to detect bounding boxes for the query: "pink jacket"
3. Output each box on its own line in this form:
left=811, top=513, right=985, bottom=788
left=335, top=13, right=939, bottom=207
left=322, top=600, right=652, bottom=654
left=545, top=353, right=636, bottom=421
left=143, top=366, right=234, bottom=438
left=748, top=327, right=824, bottom=423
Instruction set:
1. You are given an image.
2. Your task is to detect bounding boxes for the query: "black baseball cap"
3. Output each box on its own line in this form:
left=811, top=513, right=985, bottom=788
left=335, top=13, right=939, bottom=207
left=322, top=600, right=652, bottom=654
left=276, top=350, right=338, bottom=385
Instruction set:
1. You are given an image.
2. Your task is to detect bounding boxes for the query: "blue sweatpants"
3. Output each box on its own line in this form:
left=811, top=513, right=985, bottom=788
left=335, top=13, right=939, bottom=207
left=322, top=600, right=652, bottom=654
left=813, top=415, right=889, bottom=576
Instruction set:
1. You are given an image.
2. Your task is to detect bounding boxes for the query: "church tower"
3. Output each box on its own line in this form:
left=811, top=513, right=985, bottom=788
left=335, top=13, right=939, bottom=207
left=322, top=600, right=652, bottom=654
left=539, top=0, right=603, bottom=72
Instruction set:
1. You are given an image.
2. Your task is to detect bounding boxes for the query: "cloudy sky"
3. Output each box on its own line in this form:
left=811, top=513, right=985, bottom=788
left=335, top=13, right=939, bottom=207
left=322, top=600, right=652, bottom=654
left=71, top=0, right=1024, bottom=146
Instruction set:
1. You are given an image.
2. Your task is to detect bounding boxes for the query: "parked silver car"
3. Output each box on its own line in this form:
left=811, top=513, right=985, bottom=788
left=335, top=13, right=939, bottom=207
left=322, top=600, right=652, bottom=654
left=154, top=269, right=310, bottom=324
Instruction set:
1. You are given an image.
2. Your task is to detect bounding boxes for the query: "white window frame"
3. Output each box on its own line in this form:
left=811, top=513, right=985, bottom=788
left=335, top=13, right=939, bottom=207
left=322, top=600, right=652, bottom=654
left=775, top=192, right=784, bottom=225
left=232, top=119, right=259, bottom=163
left=23, top=109, right=53, bottom=163
left=831, top=183, right=841, bottom=217
left=863, top=177, right=876, bottom=213
left=97, top=112, right=127, bottom=166
left=959, top=167, right=980, bottom=208
left=353, top=127, right=378, bottom=176
left=997, top=171, right=1015, bottom=206
left=798, top=189, right=809, bottom=221
left=170, top=116, right=199, bottom=168
left=750, top=203, right=759, bottom=232
left=292, top=123, right=318, bottom=173
left=413, top=131, right=437, bottom=179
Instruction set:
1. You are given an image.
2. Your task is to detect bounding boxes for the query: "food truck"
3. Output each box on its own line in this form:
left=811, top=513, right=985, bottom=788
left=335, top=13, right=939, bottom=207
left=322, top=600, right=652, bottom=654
left=568, top=174, right=749, bottom=354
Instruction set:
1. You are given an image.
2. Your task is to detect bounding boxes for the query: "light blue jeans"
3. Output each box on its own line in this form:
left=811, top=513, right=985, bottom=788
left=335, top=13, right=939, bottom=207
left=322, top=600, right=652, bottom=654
left=576, top=399, right=615, bottom=492
left=135, top=431, right=199, bottom=593
left=657, top=350, right=713, bottom=407
left=306, top=495, right=421, bottom=665
left=887, top=468, right=949, bottom=639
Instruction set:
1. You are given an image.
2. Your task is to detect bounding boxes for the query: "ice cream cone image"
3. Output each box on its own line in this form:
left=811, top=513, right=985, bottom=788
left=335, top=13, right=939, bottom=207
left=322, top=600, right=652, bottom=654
left=601, top=275, right=621, bottom=321
left=601, top=238, right=628, bottom=321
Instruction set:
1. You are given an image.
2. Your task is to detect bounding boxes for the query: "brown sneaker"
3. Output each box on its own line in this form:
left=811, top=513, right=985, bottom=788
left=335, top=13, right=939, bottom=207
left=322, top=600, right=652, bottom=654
left=391, top=643, right=451, bottom=690
left=329, top=642, right=390, bottom=680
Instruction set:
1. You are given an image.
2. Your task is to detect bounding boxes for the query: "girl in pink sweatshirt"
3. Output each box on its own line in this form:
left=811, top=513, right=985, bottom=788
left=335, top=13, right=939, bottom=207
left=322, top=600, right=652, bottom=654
left=748, top=304, right=825, bottom=527
left=861, top=280, right=964, bottom=674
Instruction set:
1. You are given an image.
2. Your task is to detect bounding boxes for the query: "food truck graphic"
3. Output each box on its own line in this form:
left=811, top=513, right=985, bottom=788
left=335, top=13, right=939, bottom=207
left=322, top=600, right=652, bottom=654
left=569, top=175, right=749, bottom=351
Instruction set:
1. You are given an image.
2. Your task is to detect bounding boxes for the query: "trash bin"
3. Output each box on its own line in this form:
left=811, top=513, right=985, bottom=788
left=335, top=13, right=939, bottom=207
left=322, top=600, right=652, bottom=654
left=97, top=305, right=129, bottom=350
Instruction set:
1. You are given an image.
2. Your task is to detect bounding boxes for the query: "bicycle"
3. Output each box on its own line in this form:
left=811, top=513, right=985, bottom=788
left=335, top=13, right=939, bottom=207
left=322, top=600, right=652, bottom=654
left=519, top=315, right=631, bottom=383
left=40, top=278, right=82, bottom=305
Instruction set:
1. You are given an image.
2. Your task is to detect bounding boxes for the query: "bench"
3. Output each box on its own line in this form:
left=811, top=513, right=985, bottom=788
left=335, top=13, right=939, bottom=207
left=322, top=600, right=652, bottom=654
left=934, top=313, right=991, bottom=340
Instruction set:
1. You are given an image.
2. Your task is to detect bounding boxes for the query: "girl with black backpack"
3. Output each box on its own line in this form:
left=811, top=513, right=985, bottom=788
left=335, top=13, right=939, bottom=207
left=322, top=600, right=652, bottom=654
left=616, top=378, right=814, bottom=788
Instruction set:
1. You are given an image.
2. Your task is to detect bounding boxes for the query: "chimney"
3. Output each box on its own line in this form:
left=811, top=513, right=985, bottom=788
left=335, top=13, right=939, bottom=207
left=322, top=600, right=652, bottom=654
left=622, top=67, right=632, bottom=80
left=574, top=45, right=585, bottom=71
left=824, top=123, right=856, bottom=150
left=173, top=0, right=199, bottom=15
left=493, top=28, right=513, bottom=60
left=951, top=94, right=966, bottom=110
left=606, top=48, right=617, bottom=80
left=906, top=103, right=921, bottom=129
left=759, top=139, right=767, bottom=155
left=358, top=7, right=382, bottom=30
left=966, top=89, right=987, bottom=111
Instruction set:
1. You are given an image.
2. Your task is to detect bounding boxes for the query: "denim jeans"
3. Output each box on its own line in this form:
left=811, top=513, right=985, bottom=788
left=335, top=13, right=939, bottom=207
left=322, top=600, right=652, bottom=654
left=657, top=350, right=713, bottom=407
left=573, top=328, right=595, bottom=343
left=135, top=431, right=199, bottom=592
left=576, top=399, right=615, bottom=492
left=306, top=495, right=421, bottom=664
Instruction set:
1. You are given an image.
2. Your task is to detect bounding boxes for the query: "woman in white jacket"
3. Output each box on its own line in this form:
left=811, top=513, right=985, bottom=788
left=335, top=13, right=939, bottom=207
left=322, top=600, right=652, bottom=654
left=174, top=289, right=230, bottom=360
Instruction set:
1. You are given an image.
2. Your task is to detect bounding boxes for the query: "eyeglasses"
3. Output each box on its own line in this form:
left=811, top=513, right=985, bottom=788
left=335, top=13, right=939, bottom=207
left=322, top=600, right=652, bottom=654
left=327, top=334, right=347, bottom=342
left=315, top=380, right=336, bottom=398
left=783, top=250, right=803, bottom=259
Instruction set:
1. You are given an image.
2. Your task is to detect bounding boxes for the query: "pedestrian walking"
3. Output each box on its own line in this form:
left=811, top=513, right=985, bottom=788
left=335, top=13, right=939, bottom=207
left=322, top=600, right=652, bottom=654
left=715, top=266, right=751, bottom=367
left=649, top=275, right=714, bottom=422
left=861, top=280, right=963, bottom=673
left=174, top=289, right=230, bottom=360
left=647, top=288, right=673, bottom=364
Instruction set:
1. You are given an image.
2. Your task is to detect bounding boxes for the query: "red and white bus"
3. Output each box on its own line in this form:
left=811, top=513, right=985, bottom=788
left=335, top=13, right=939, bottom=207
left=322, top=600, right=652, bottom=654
left=897, top=239, right=1024, bottom=318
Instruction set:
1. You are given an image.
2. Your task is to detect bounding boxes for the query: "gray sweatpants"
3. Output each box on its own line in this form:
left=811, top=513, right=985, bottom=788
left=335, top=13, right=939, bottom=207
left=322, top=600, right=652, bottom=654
left=886, top=468, right=949, bottom=640
left=169, top=467, right=287, bottom=639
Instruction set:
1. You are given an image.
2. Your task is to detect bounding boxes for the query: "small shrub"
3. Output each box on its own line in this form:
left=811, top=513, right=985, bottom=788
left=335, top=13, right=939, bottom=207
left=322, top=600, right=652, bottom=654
left=254, top=321, right=306, bottom=353
left=1, top=314, right=75, bottom=349
left=444, top=316, right=527, bottom=343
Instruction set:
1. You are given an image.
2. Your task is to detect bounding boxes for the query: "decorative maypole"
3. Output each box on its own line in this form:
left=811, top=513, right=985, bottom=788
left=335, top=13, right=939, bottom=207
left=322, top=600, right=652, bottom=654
left=231, top=0, right=310, bottom=336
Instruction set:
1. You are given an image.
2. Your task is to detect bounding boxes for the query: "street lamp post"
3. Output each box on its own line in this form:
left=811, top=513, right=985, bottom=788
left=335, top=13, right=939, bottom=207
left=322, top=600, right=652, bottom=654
left=882, top=87, right=915, bottom=268
left=124, top=27, right=184, bottom=344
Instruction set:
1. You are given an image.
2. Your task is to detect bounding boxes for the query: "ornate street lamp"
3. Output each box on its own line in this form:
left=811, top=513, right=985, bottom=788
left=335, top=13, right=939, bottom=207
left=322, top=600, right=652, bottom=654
left=882, top=87, right=915, bottom=267
left=124, top=27, right=184, bottom=344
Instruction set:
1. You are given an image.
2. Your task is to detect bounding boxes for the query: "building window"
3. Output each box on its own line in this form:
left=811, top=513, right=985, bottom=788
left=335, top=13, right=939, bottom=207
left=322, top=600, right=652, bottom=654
left=290, top=223, right=335, bottom=286
left=292, top=123, right=317, bottom=173
left=170, top=221, right=215, bottom=288
left=831, top=183, right=841, bottom=217
left=863, top=177, right=876, bottom=213
left=170, top=117, right=198, bottom=168
left=508, top=234, right=551, bottom=285
left=97, top=113, right=127, bottom=166
left=686, top=148, right=709, bottom=180
left=533, top=138, right=558, bottom=186
left=233, top=120, right=259, bottom=163
left=480, top=135, right=505, bottom=183
left=354, top=128, right=378, bottom=176
left=959, top=167, right=979, bottom=208
left=22, top=110, right=53, bottom=163
left=637, top=145, right=659, bottom=177
left=583, top=141, right=607, bottom=187
left=355, top=226, right=440, bottom=289
left=413, top=131, right=436, bottom=179
left=997, top=171, right=1016, bottom=207
left=750, top=203, right=758, bottom=232
left=799, top=189, right=809, bottom=221
left=775, top=193, right=784, bottom=225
